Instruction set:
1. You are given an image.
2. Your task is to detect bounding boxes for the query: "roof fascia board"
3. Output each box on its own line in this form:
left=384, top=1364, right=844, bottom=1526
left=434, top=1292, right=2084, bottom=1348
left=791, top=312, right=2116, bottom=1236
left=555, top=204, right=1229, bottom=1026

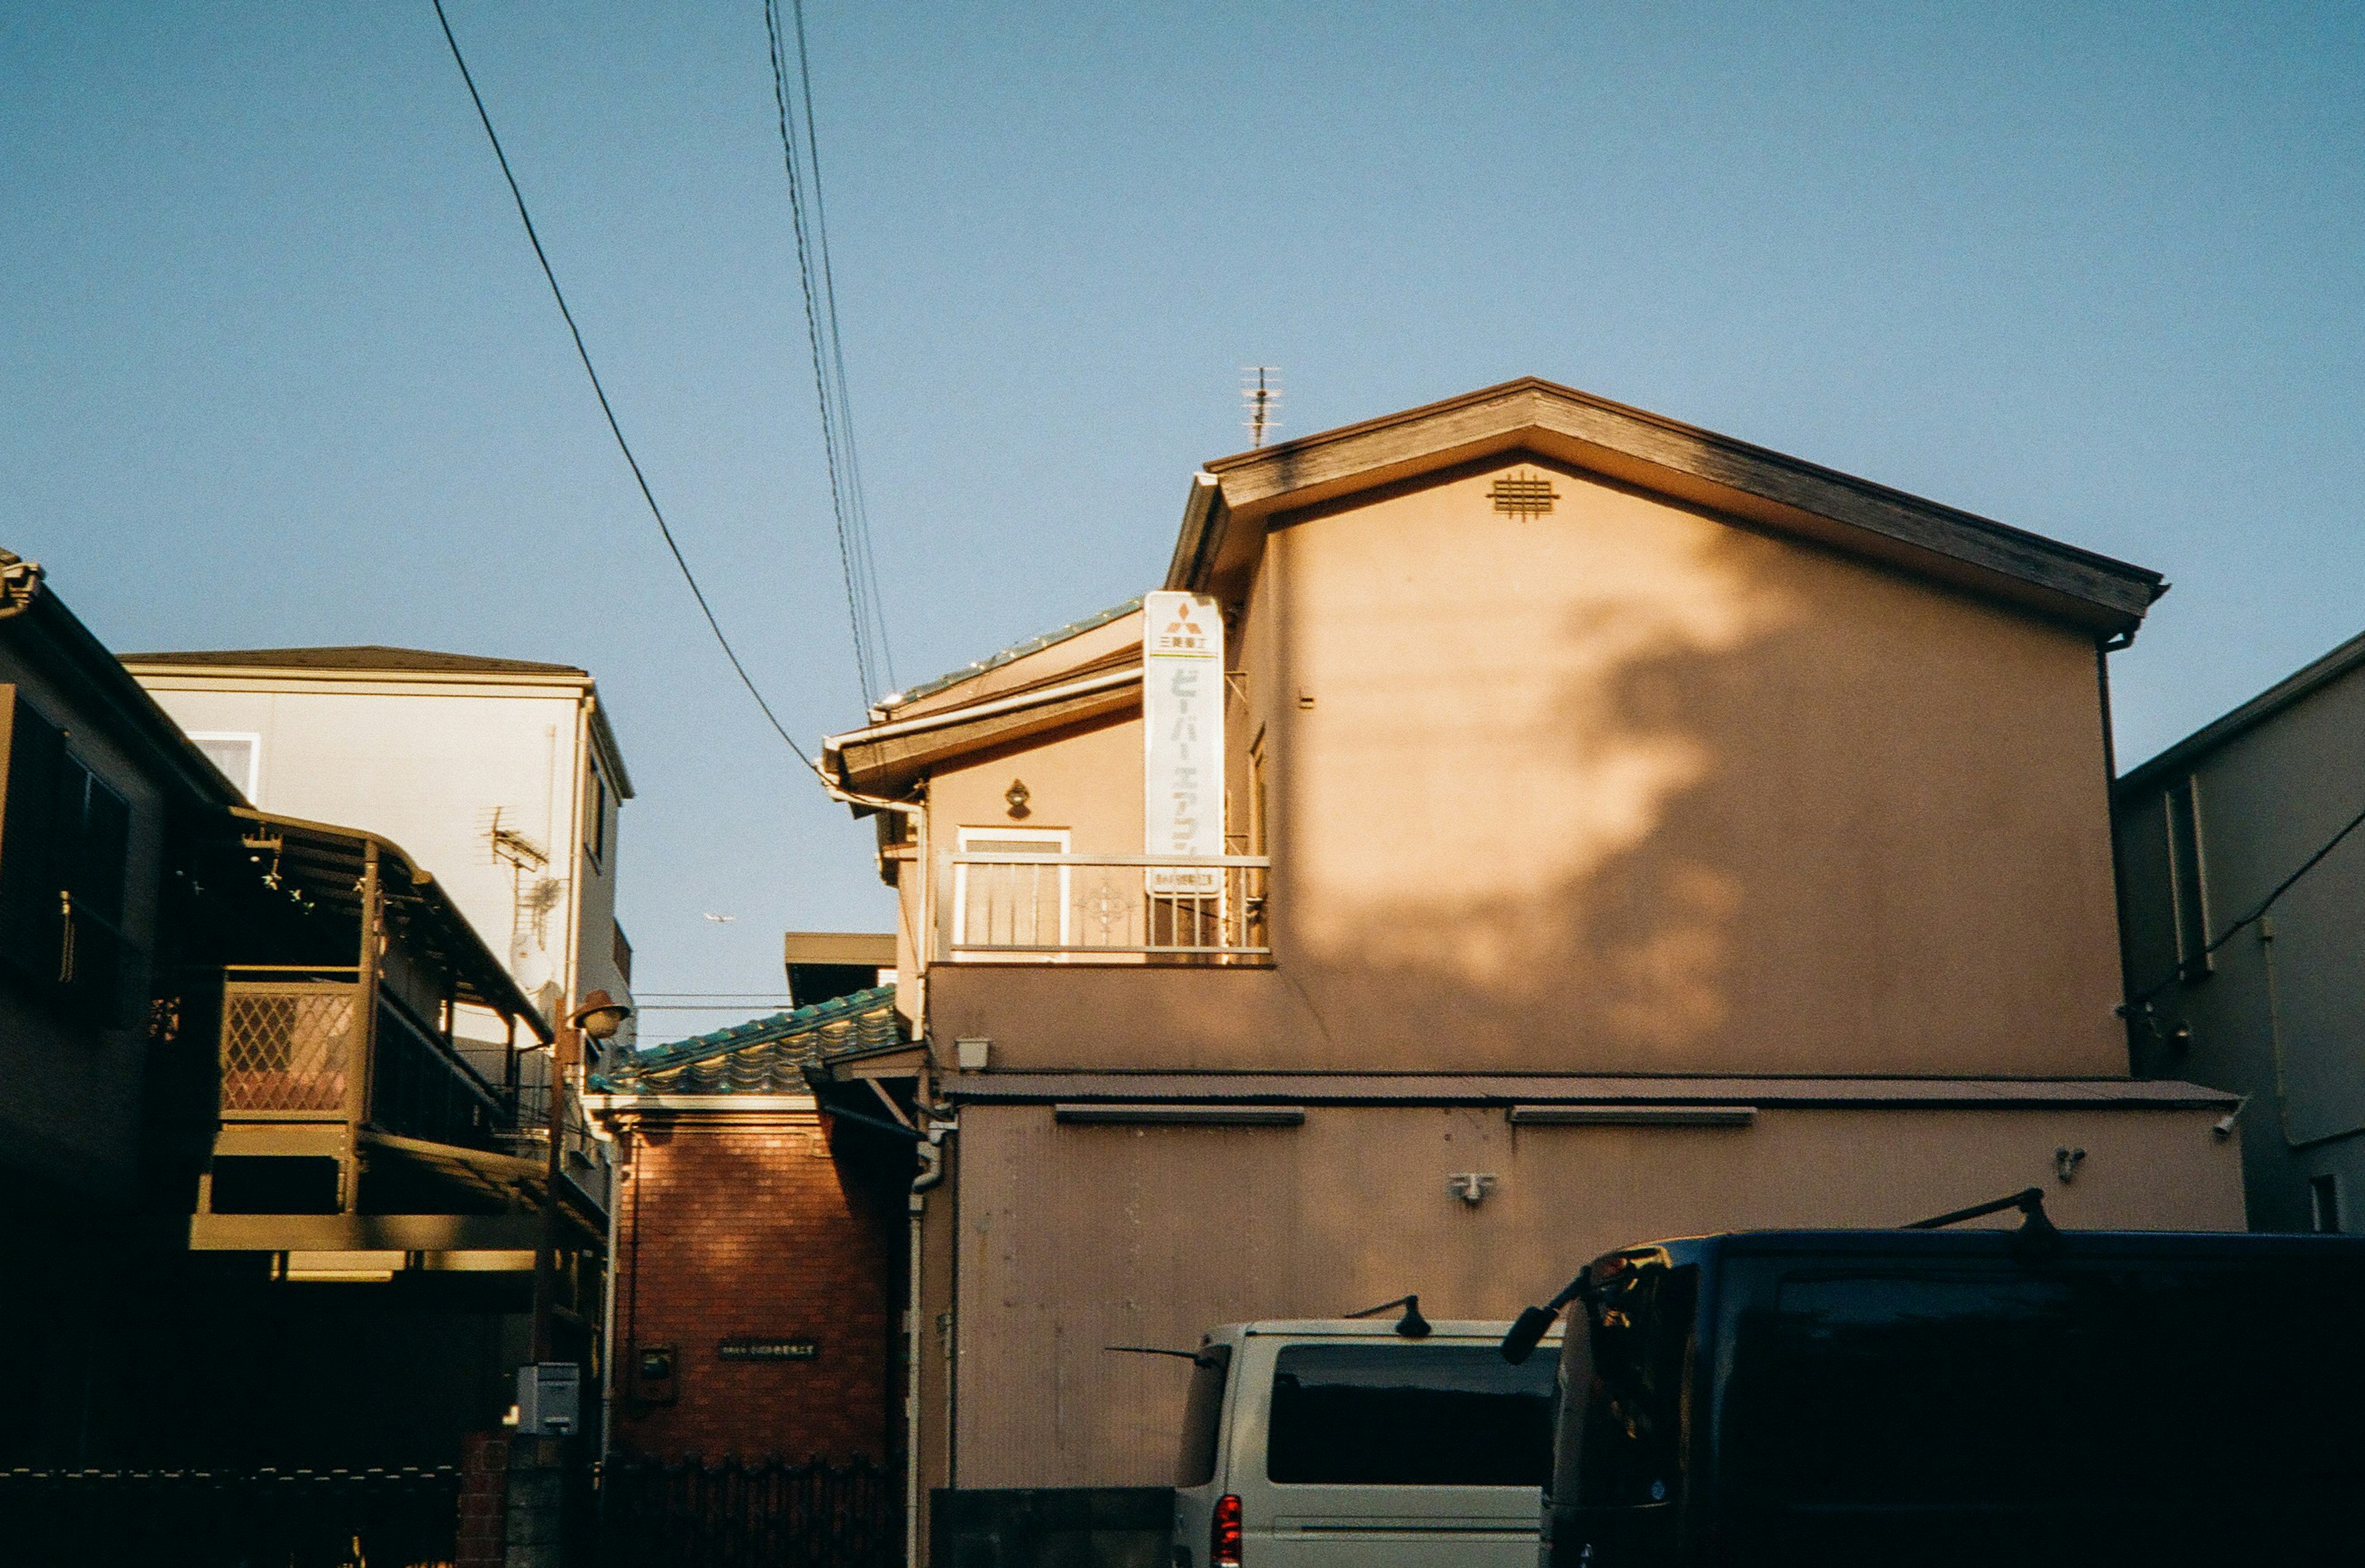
left=581, top=1092, right=819, bottom=1115
left=828, top=669, right=1141, bottom=794
left=888, top=610, right=1146, bottom=721
left=1175, top=380, right=2162, bottom=635
left=2117, top=625, right=2365, bottom=795
left=124, top=663, right=597, bottom=695
left=581, top=689, right=635, bottom=799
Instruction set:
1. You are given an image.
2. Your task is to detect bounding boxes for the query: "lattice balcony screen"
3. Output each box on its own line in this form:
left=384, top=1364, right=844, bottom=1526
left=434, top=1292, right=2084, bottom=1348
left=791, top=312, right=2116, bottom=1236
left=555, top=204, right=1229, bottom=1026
left=220, top=987, right=355, bottom=1113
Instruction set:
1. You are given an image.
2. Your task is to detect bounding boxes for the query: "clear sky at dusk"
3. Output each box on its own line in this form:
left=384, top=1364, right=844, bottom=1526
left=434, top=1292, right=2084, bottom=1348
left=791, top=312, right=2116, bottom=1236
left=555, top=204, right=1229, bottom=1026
left=7, top=2, right=2363, bottom=1039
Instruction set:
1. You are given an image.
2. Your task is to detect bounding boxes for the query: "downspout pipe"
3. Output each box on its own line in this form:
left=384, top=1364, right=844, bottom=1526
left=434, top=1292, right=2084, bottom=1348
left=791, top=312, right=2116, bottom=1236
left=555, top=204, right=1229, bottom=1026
left=906, top=1117, right=952, bottom=1568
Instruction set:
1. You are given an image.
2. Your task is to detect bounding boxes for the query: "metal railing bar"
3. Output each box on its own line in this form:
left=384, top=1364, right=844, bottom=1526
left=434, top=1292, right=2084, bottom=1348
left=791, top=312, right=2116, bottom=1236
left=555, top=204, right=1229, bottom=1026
left=948, top=942, right=1271, bottom=956
left=951, top=852, right=1271, bottom=867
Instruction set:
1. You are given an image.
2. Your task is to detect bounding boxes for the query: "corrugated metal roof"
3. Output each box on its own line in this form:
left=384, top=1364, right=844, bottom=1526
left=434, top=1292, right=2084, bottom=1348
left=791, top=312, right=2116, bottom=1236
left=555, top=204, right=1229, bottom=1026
left=121, top=645, right=588, bottom=676
left=944, top=1072, right=2238, bottom=1110
left=594, top=986, right=902, bottom=1096
left=885, top=597, right=1142, bottom=708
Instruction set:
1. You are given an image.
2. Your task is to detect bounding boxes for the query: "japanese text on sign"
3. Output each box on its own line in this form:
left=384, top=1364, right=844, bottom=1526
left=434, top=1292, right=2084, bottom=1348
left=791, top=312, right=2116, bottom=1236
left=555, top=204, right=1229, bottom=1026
left=1144, top=591, right=1224, bottom=894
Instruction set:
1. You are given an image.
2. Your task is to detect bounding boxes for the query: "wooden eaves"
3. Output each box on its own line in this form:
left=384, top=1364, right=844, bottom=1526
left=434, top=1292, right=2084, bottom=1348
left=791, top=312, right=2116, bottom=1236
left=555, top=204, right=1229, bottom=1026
left=1167, top=376, right=2169, bottom=640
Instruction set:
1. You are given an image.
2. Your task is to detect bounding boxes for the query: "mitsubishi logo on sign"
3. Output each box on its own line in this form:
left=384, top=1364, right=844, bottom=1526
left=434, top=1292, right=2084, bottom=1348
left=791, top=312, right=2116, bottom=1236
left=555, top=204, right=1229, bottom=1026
left=1144, top=590, right=1224, bottom=894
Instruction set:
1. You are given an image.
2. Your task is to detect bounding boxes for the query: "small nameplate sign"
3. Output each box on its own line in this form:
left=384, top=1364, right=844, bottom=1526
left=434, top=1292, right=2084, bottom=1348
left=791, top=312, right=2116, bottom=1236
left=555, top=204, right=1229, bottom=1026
left=718, top=1338, right=819, bottom=1362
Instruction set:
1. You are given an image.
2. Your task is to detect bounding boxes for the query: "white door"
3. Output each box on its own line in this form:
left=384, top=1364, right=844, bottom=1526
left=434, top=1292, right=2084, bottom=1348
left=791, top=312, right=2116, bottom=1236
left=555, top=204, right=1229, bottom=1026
left=952, top=827, right=1070, bottom=955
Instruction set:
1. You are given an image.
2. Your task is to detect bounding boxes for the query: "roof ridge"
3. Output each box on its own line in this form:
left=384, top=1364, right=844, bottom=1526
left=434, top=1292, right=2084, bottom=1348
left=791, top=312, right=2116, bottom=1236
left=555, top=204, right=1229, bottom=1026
left=625, top=984, right=897, bottom=1069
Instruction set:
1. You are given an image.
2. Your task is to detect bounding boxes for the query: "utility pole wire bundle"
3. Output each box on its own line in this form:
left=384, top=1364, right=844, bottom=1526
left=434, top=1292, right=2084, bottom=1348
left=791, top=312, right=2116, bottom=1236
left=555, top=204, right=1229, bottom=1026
left=764, top=0, right=895, bottom=708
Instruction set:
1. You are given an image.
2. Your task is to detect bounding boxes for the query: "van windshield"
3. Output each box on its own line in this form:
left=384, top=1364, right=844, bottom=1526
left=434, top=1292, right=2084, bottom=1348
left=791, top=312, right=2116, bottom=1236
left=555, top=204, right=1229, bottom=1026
left=1731, top=1257, right=2365, bottom=1508
left=1267, top=1344, right=1554, bottom=1486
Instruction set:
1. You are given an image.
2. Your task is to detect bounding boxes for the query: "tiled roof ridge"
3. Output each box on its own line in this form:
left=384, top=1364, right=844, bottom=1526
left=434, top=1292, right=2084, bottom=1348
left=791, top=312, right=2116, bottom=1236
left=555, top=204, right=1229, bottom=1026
left=630, top=984, right=895, bottom=1068
left=887, top=596, right=1144, bottom=708
left=592, top=985, right=901, bottom=1096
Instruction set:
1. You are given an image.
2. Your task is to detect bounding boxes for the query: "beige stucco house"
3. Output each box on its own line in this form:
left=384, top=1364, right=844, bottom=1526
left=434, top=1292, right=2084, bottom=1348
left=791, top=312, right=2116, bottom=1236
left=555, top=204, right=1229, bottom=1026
left=822, top=379, right=2245, bottom=1528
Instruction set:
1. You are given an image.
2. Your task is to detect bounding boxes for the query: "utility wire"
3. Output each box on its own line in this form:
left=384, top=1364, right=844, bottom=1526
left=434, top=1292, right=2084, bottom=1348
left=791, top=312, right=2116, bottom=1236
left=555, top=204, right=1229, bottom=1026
left=431, top=0, right=815, bottom=769
left=763, top=0, right=894, bottom=705
left=2125, top=792, right=2365, bottom=1014
left=790, top=0, right=895, bottom=697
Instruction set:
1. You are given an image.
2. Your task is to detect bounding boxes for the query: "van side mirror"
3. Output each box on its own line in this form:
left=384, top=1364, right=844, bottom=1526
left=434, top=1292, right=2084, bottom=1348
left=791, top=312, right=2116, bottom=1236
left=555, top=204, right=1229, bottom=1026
left=1500, top=1304, right=1558, bottom=1365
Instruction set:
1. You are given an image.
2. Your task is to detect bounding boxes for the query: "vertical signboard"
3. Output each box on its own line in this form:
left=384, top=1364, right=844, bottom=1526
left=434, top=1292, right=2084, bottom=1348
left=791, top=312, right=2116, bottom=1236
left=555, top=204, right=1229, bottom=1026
left=1144, top=591, right=1224, bottom=894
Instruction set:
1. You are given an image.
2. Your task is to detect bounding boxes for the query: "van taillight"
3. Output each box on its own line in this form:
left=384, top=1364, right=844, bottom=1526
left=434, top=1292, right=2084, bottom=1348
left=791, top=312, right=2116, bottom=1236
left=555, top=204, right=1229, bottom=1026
left=1212, top=1493, right=1243, bottom=1568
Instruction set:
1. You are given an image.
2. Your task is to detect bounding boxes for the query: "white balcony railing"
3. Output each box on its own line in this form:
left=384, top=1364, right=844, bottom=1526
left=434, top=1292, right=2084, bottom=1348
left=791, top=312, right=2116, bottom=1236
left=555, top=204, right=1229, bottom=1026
left=942, top=854, right=1269, bottom=961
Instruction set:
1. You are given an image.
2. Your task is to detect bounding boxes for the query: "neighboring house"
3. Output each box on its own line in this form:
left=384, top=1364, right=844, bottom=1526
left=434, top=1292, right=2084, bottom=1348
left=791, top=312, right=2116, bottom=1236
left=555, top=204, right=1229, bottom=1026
left=119, top=645, right=635, bottom=1053
left=0, top=549, right=240, bottom=1215
left=3, top=545, right=244, bottom=1464
left=2116, top=628, right=2365, bottom=1234
left=1, top=551, right=588, bottom=1470
left=584, top=986, right=915, bottom=1469
left=819, top=378, right=2246, bottom=1539
left=122, top=645, right=635, bottom=1209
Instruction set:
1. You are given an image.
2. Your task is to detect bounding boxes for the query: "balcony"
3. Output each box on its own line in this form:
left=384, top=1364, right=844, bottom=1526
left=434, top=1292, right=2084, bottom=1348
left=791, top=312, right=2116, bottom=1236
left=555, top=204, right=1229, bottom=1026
left=219, top=966, right=512, bottom=1153
left=939, top=852, right=1269, bottom=962
left=179, top=810, right=598, bottom=1272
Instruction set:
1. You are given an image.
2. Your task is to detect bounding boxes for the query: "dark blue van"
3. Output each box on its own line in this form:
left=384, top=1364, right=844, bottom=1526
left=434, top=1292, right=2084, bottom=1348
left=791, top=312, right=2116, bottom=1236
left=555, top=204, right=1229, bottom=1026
left=1503, top=1213, right=2365, bottom=1567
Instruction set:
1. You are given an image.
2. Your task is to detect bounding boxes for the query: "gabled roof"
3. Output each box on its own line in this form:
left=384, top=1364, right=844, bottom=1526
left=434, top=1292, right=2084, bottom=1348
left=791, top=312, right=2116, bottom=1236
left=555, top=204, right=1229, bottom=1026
left=0, top=549, right=245, bottom=810
left=592, top=986, right=902, bottom=1096
left=122, top=645, right=588, bottom=676
left=1170, top=377, right=2166, bottom=637
left=2117, top=625, right=2365, bottom=794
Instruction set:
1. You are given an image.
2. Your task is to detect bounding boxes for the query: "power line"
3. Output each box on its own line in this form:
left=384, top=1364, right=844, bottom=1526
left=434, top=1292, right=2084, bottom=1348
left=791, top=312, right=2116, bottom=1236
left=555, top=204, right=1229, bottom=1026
left=763, top=0, right=894, bottom=705
left=431, top=0, right=815, bottom=769
left=2125, top=791, right=2365, bottom=1014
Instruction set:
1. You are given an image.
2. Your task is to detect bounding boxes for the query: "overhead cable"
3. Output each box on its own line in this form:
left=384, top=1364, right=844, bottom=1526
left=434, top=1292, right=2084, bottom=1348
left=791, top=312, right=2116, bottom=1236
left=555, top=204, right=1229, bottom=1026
left=2125, top=791, right=2365, bottom=1014
left=763, top=0, right=895, bottom=705
left=431, top=0, right=816, bottom=769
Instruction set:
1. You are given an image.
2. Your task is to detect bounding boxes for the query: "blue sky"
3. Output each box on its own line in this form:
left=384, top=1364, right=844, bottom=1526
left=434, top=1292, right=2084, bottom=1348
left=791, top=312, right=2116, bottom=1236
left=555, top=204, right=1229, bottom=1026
left=7, top=2, right=2363, bottom=1039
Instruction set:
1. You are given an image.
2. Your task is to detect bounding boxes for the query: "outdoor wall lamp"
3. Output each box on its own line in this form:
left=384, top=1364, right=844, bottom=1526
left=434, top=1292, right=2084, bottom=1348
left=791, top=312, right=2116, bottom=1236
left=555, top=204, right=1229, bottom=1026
left=2054, top=1146, right=2087, bottom=1184
left=1004, top=779, right=1031, bottom=818
left=571, top=988, right=631, bottom=1041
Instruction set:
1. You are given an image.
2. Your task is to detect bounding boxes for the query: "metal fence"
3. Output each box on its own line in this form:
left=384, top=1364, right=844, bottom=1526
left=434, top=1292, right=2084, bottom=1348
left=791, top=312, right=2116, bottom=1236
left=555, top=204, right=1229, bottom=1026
left=0, top=1465, right=459, bottom=1568
left=598, top=1455, right=901, bottom=1568
left=944, top=853, right=1270, bottom=960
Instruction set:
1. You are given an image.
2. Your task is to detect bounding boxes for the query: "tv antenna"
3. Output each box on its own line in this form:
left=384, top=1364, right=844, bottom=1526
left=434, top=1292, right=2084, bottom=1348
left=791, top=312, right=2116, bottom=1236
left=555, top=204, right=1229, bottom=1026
left=1242, top=366, right=1280, bottom=448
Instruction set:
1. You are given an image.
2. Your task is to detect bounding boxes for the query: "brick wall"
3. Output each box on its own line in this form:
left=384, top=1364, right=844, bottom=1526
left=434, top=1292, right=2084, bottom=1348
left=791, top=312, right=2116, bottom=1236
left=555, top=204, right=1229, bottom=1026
left=455, top=1429, right=507, bottom=1568
left=612, top=1110, right=904, bottom=1463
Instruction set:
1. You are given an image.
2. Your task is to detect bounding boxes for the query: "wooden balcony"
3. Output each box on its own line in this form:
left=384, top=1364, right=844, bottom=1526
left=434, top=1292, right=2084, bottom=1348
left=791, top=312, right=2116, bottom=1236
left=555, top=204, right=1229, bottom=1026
left=179, top=810, right=600, bottom=1276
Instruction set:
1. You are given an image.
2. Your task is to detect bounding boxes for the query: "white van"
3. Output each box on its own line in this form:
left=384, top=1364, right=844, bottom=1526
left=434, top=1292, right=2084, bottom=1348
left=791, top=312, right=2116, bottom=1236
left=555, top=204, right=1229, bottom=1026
left=1170, top=1315, right=1561, bottom=1568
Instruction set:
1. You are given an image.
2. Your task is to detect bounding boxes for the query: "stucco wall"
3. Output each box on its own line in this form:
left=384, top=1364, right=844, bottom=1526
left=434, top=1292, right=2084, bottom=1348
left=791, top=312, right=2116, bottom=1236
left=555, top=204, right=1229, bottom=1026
left=134, top=677, right=619, bottom=1035
left=925, top=456, right=2126, bottom=1077
left=949, top=1099, right=2244, bottom=1489
left=2117, top=657, right=2365, bottom=1231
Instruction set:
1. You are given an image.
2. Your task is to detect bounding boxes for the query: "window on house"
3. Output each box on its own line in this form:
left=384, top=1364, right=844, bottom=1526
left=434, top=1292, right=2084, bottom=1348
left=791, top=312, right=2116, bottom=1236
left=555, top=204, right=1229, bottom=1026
left=953, top=826, right=1070, bottom=953
left=0, top=693, right=133, bottom=1019
left=188, top=732, right=261, bottom=799
left=2166, top=778, right=2210, bottom=979
left=587, top=765, right=608, bottom=866
left=2313, top=1175, right=2343, bottom=1235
